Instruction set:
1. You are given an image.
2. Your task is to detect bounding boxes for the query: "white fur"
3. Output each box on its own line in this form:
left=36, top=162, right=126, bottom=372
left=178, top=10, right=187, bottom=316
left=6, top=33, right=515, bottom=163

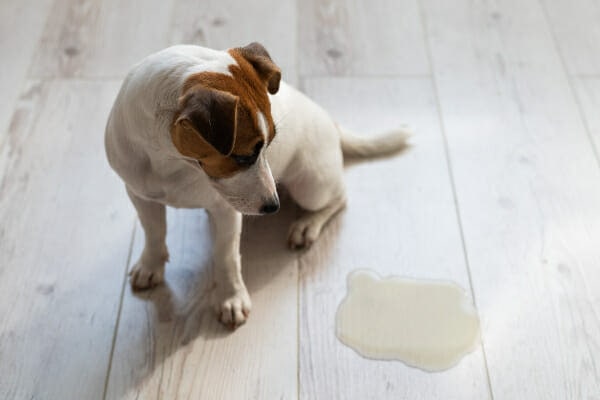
left=105, top=45, right=408, bottom=328
left=256, top=111, right=268, bottom=141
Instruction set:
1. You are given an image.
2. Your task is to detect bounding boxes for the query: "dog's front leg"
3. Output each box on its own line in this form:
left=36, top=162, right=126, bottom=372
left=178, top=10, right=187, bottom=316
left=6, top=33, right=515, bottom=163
left=208, top=204, right=251, bottom=329
left=127, top=186, right=169, bottom=290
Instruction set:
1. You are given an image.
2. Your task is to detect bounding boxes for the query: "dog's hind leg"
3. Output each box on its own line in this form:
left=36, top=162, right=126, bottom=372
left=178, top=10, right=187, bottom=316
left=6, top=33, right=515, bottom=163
left=286, top=172, right=346, bottom=249
left=126, top=186, right=169, bottom=290
left=287, top=196, right=346, bottom=249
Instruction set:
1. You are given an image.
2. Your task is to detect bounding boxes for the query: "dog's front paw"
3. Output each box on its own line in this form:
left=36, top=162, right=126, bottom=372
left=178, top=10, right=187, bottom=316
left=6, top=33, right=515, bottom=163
left=212, top=287, right=252, bottom=329
left=129, top=258, right=166, bottom=291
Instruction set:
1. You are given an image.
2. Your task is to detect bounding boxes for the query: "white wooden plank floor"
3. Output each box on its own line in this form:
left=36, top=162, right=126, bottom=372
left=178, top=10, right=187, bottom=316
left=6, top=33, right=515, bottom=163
left=0, top=80, right=133, bottom=399
left=0, top=0, right=53, bottom=138
left=298, top=77, right=491, bottom=400
left=421, top=0, right=600, bottom=397
left=0, top=1, right=599, bottom=399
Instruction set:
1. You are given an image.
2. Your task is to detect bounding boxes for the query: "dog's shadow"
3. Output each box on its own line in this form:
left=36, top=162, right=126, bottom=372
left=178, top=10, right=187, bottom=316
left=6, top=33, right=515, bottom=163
left=107, top=190, right=342, bottom=397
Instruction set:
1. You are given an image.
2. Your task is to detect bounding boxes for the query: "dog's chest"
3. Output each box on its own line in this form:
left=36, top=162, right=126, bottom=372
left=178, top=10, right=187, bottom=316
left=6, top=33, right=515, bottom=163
left=139, top=160, right=218, bottom=208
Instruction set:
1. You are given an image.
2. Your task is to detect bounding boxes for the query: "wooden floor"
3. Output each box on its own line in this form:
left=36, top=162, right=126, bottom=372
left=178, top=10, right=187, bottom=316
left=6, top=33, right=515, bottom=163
left=1, top=1, right=599, bottom=399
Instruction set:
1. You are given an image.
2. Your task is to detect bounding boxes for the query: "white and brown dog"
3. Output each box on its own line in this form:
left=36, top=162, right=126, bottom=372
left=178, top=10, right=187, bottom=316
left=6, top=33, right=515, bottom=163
left=105, top=43, right=409, bottom=328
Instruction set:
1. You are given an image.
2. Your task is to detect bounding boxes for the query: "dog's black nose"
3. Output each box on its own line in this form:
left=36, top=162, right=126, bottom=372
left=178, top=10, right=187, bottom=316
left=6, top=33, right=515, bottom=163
left=260, top=200, right=280, bottom=215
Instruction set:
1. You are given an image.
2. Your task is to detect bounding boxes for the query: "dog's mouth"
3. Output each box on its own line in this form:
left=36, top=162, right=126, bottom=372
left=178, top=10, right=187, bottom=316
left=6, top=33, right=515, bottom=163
left=226, top=199, right=263, bottom=215
left=211, top=183, right=280, bottom=216
left=221, top=195, right=280, bottom=216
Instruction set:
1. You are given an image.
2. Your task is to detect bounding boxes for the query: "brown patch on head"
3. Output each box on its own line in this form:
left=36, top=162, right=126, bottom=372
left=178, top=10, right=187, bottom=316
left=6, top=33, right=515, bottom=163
left=171, top=42, right=281, bottom=179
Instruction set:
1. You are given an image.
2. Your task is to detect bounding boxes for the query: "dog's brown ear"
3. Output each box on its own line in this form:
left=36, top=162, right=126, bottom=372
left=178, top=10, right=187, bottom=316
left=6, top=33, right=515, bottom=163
left=237, top=42, right=281, bottom=94
left=175, top=87, right=238, bottom=156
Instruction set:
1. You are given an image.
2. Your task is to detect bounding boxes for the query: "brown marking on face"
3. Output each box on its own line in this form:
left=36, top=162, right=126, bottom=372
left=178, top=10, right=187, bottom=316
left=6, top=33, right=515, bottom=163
left=171, top=43, right=281, bottom=179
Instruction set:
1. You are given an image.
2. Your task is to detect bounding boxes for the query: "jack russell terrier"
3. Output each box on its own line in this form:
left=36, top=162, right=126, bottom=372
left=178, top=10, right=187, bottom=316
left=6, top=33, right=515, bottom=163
left=105, top=42, right=409, bottom=329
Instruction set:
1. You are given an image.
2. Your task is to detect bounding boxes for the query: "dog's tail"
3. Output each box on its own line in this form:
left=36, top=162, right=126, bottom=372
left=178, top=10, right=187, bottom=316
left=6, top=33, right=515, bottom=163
left=339, top=126, right=411, bottom=159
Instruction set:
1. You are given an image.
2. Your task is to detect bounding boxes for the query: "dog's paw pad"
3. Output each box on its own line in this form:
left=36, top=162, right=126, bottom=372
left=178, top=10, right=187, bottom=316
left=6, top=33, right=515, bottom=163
left=129, top=262, right=165, bottom=291
left=213, top=289, right=252, bottom=329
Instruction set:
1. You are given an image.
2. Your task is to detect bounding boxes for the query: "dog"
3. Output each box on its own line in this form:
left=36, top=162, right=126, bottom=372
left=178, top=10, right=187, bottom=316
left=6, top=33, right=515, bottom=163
left=105, top=42, right=409, bottom=329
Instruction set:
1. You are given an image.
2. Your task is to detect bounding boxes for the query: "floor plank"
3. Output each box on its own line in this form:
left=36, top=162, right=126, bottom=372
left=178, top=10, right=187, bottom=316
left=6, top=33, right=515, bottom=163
left=0, top=80, right=133, bottom=400
left=30, top=0, right=174, bottom=78
left=421, top=0, right=600, bottom=398
left=298, top=0, right=429, bottom=76
left=105, top=199, right=299, bottom=400
left=298, top=77, right=491, bottom=400
left=0, top=0, right=52, bottom=138
left=541, top=0, right=600, bottom=76
left=573, top=77, right=600, bottom=156
left=170, top=0, right=298, bottom=85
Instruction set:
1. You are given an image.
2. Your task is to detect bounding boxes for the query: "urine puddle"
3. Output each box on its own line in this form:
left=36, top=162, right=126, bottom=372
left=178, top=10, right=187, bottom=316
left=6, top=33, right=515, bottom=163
left=335, top=269, right=480, bottom=372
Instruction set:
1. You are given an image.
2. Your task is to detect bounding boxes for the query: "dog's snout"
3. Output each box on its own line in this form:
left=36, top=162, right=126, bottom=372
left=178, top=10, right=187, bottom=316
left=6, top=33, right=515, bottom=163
left=260, top=199, right=280, bottom=215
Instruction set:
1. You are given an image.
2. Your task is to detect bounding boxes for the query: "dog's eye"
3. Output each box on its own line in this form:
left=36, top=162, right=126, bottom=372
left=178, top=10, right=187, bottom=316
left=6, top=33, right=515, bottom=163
left=231, top=141, right=263, bottom=166
left=232, top=155, right=255, bottom=166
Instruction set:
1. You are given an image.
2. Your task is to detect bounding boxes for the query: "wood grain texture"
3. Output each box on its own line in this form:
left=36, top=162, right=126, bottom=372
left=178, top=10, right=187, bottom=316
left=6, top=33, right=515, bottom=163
left=0, top=0, right=52, bottom=138
left=298, top=0, right=429, bottom=76
left=298, top=77, right=492, bottom=400
left=105, top=199, right=299, bottom=400
left=541, top=0, right=600, bottom=75
left=573, top=77, right=600, bottom=156
left=170, top=0, right=298, bottom=85
left=421, top=0, right=600, bottom=398
left=30, top=0, right=174, bottom=78
left=0, top=80, right=133, bottom=400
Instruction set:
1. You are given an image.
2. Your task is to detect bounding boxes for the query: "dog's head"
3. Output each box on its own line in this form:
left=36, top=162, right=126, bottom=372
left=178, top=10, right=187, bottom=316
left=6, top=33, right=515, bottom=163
left=171, top=42, right=281, bottom=215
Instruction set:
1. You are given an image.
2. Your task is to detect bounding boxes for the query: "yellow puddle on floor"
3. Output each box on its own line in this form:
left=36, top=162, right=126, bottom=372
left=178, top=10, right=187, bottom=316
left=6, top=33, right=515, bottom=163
left=335, top=269, right=480, bottom=372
